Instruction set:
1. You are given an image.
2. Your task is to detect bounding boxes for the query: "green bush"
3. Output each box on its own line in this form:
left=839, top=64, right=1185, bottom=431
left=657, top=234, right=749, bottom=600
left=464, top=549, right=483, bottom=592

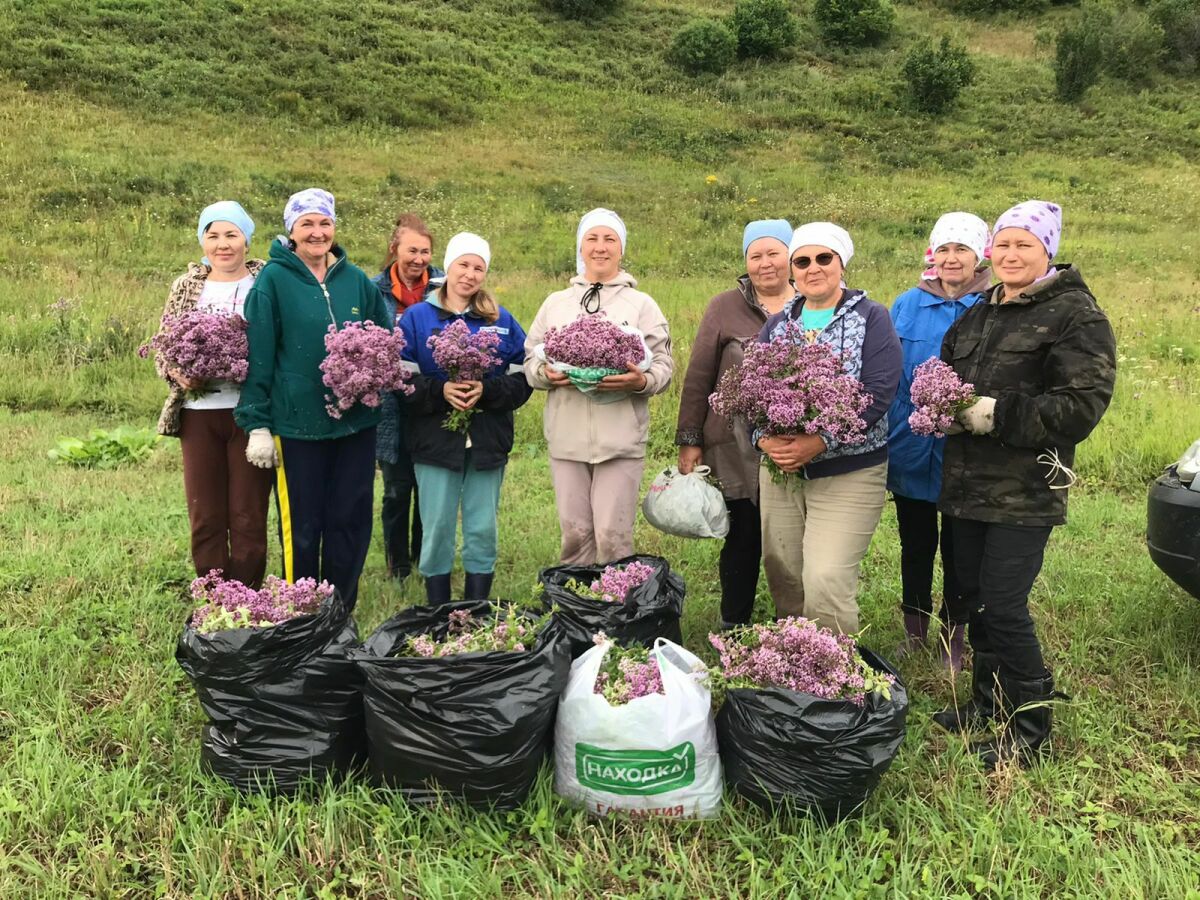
left=542, top=0, right=619, bottom=17
left=945, top=0, right=1047, bottom=14
left=48, top=428, right=162, bottom=469
left=1151, top=0, right=1200, bottom=73
left=729, top=0, right=800, bottom=58
left=668, top=19, right=738, bottom=76
left=1054, top=15, right=1104, bottom=102
left=902, top=37, right=976, bottom=114
left=1101, top=6, right=1164, bottom=85
left=814, top=0, right=896, bottom=47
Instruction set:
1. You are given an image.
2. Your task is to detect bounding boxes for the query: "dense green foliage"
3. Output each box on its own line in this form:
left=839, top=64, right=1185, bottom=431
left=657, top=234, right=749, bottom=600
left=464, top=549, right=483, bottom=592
left=669, top=19, right=739, bottom=75
left=728, top=0, right=800, bottom=58
left=542, top=0, right=621, bottom=17
left=814, top=0, right=896, bottom=47
left=1151, top=0, right=1200, bottom=73
left=3, top=0, right=1200, bottom=895
left=1054, top=15, right=1104, bottom=101
left=902, top=36, right=976, bottom=113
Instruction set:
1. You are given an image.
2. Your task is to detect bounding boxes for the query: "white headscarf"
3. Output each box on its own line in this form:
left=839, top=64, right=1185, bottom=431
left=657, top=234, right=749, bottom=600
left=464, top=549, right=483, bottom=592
left=929, top=212, right=989, bottom=263
left=443, top=232, right=491, bottom=271
left=788, top=222, right=854, bottom=267
left=575, top=208, right=627, bottom=276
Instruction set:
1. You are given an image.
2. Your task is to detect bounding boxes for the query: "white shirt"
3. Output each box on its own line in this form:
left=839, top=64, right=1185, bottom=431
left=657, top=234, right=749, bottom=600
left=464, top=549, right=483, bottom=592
left=183, top=274, right=255, bottom=411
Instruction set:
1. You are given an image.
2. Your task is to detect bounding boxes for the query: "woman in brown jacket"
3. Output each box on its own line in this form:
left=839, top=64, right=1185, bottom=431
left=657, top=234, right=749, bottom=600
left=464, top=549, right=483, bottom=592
left=674, top=219, right=793, bottom=628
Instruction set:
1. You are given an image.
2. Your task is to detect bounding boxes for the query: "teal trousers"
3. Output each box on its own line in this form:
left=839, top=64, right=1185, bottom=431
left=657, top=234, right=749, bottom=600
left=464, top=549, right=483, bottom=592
left=414, top=451, right=505, bottom=577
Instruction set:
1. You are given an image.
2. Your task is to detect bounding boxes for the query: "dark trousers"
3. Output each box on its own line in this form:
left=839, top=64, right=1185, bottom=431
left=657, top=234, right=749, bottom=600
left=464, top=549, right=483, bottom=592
left=380, top=450, right=422, bottom=576
left=179, top=408, right=274, bottom=587
left=720, top=497, right=763, bottom=626
left=894, top=494, right=965, bottom=624
left=276, top=427, right=376, bottom=611
left=951, top=518, right=1053, bottom=679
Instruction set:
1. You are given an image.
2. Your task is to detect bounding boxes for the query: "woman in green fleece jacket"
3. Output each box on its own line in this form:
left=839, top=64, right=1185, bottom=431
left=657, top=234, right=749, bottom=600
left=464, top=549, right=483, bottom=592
left=235, top=188, right=392, bottom=611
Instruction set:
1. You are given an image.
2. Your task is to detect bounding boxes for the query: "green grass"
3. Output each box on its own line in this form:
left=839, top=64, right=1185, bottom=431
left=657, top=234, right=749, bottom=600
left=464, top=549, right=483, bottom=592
left=3, top=0, right=1200, bottom=894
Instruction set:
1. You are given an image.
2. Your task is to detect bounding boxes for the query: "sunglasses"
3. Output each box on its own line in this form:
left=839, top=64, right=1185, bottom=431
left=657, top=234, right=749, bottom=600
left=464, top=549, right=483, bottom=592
left=792, top=252, right=837, bottom=270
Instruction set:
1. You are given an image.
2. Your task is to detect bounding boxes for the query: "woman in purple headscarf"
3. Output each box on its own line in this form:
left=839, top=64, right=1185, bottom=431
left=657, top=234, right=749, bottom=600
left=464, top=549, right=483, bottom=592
left=932, top=200, right=1117, bottom=768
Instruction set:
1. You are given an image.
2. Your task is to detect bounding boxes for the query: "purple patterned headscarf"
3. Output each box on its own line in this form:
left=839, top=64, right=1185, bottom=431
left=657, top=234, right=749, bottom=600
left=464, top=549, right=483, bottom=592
left=284, top=188, right=336, bottom=233
left=992, top=200, right=1062, bottom=261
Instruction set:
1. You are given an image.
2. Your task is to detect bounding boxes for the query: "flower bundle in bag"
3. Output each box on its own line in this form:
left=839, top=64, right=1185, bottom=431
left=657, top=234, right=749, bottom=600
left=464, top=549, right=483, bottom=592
left=708, top=322, right=872, bottom=483
left=642, top=465, right=730, bottom=539
left=176, top=576, right=364, bottom=795
left=320, top=320, right=413, bottom=419
left=538, top=555, right=686, bottom=657
left=351, top=600, right=570, bottom=810
left=426, top=319, right=502, bottom=433
left=710, top=618, right=907, bottom=820
left=535, top=314, right=650, bottom=403
left=554, top=638, right=723, bottom=819
left=908, top=358, right=976, bottom=438
left=140, top=310, right=249, bottom=388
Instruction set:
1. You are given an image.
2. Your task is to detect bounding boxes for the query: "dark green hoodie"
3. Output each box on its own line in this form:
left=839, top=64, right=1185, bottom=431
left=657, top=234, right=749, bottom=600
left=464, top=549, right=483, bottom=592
left=235, top=238, right=393, bottom=440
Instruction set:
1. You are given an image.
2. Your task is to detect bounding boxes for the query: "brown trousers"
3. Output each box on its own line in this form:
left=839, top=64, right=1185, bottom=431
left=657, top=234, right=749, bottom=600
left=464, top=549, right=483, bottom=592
left=549, top=456, right=645, bottom=565
left=179, top=408, right=274, bottom=587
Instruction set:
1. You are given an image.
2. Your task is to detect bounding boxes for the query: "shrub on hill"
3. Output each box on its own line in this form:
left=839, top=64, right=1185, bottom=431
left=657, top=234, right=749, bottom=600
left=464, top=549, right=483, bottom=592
left=945, top=0, right=1048, bottom=13
left=1150, top=0, right=1200, bottom=73
left=668, top=19, right=738, bottom=75
left=729, top=0, right=800, bottom=58
left=542, top=0, right=620, bottom=17
left=902, top=37, right=976, bottom=114
left=814, top=0, right=896, bottom=47
left=1054, top=13, right=1104, bottom=101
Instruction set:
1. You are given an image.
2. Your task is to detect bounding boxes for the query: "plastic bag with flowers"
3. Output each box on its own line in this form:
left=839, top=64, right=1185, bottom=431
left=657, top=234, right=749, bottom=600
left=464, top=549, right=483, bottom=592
left=710, top=617, right=908, bottom=820
left=175, top=573, right=364, bottom=794
left=538, top=555, right=686, bottom=657
left=554, top=637, right=723, bottom=819
left=350, top=600, right=570, bottom=810
left=534, top=314, right=651, bottom=404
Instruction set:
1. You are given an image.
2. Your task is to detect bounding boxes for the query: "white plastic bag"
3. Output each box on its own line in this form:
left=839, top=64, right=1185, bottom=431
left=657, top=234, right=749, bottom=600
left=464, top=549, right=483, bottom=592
left=553, top=638, right=723, bottom=819
left=533, top=325, right=651, bottom=406
left=642, top=465, right=730, bottom=539
left=1173, top=437, right=1200, bottom=485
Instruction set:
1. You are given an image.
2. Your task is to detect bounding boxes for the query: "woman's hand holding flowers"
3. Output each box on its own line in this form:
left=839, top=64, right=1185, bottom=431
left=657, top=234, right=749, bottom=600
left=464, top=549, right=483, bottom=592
left=595, top=362, right=648, bottom=392
left=759, top=433, right=827, bottom=472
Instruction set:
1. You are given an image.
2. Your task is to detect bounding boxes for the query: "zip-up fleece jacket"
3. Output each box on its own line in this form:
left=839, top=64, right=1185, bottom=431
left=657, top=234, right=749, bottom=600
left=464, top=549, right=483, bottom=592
left=886, top=269, right=988, bottom=503
left=374, top=265, right=443, bottom=464
left=235, top=239, right=393, bottom=441
left=757, top=289, right=901, bottom=480
left=938, top=265, right=1117, bottom=526
left=398, top=296, right=532, bottom=472
left=524, top=272, right=673, bottom=464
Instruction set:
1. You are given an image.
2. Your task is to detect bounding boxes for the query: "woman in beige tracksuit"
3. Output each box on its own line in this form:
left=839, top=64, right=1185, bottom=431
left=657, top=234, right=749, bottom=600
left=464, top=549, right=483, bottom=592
left=524, top=209, right=674, bottom=565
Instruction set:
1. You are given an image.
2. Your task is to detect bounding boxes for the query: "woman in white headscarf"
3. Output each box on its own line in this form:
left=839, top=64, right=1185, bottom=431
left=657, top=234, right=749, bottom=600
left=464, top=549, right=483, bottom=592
left=155, top=201, right=273, bottom=586
left=887, top=212, right=991, bottom=671
left=523, top=209, right=674, bottom=564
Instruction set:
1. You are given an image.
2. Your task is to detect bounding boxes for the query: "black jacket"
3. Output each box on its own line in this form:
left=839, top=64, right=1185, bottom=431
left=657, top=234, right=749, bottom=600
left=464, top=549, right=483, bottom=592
left=938, top=265, right=1117, bottom=526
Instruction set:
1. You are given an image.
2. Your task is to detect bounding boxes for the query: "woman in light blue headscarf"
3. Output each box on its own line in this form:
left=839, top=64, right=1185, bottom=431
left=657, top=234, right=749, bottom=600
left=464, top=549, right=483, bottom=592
left=154, top=200, right=274, bottom=586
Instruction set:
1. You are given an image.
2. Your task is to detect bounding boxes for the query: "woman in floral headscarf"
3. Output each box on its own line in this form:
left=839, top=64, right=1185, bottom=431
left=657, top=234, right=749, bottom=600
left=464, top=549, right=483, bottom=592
left=933, top=200, right=1117, bottom=768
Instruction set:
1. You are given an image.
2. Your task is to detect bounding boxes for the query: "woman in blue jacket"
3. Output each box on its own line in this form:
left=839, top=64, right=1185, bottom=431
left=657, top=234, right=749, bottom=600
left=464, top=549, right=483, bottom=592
left=397, top=233, right=532, bottom=605
left=886, top=212, right=990, bottom=670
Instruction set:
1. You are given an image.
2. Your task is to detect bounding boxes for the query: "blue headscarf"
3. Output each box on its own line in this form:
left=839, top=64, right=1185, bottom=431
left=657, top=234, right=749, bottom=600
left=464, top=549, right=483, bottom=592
left=197, top=201, right=255, bottom=266
left=742, top=219, right=792, bottom=256
left=284, top=188, right=336, bottom=233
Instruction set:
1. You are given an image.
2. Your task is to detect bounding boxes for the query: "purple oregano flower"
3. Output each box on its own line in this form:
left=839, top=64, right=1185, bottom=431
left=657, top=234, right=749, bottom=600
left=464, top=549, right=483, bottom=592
left=907, top=358, right=976, bottom=438
left=189, top=571, right=334, bottom=634
left=543, top=315, right=646, bottom=371
left=140, top=310, right=249, bottom=385
left=593, top=643, right=665, bottom=706
left=426, top=319, right=502, bottom=433
left=320, top=320, right=413, bottom=419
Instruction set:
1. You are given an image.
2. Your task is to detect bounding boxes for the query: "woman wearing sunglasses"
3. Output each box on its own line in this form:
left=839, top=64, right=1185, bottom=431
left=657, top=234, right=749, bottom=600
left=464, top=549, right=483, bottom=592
left=755, top=222, right=901, bottom=634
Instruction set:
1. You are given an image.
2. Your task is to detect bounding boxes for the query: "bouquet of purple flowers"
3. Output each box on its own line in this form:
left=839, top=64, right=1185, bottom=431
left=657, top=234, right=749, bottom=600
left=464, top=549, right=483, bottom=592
left=539, top=315, right=649, bottom=397
left=592, top=638, right=665, bottom=706
left=708, top=323, right=872, bottom=482
left=588, top=560, right=656, bottom=604
left=709, top=617, right=894, bottom=706
left=320, top=320, right=413, bottom=419
left=189, top=571, right=334, bottom=634
left=426, top=319, right=502, bottom=433
left=907, top=358, right=977, bottom=438
left=140, top=310, right=249, bottom=389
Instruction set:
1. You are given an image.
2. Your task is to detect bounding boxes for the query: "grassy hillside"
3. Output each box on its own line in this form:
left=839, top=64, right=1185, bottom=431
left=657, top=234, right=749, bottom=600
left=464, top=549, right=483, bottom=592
left=2, top=0, right=1200, bottom=896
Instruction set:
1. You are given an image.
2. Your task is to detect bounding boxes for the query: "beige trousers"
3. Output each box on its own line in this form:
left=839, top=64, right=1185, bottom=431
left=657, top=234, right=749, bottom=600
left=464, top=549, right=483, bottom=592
left=759, top=461, right=888, bottom=634
left=549, top=457, right=645, bottom=565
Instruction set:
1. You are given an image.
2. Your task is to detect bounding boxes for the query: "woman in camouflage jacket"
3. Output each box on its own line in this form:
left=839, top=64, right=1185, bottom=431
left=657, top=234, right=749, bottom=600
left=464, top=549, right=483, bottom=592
left=933, top=201, right=1117, bottom=769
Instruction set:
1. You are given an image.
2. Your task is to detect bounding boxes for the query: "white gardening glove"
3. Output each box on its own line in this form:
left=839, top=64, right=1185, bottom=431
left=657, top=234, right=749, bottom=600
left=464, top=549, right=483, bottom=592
left=245, top=428, right=278, bottom=469
left=958, top=396, right=997, bottom=435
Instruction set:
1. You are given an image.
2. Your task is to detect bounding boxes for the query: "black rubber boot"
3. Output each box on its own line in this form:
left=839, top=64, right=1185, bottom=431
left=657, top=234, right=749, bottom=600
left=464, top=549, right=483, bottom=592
left=463, top=572, right=494, bottom=602
left=975, top=670, right=1061, bottom=769
left=933, top=650, right=999, bottom=733
left=424, top=573, right=453, bottom=606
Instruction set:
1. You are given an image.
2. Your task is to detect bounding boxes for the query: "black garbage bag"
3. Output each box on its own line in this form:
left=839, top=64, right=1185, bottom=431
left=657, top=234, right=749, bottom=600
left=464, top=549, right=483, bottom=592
left=538, top=555, right=685, bottom=656
left=351, top=600, right=571, bottom=810
left=715, top=649, right=908, bottom=821
left=175, top=590, right=364, bottom=795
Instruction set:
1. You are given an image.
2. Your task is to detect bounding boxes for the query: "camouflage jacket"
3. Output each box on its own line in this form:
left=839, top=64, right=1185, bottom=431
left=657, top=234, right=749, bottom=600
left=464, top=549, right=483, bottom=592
left=155, top=259, right=266, bottom=436
left=937, top=265, right=1116, bottom=526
